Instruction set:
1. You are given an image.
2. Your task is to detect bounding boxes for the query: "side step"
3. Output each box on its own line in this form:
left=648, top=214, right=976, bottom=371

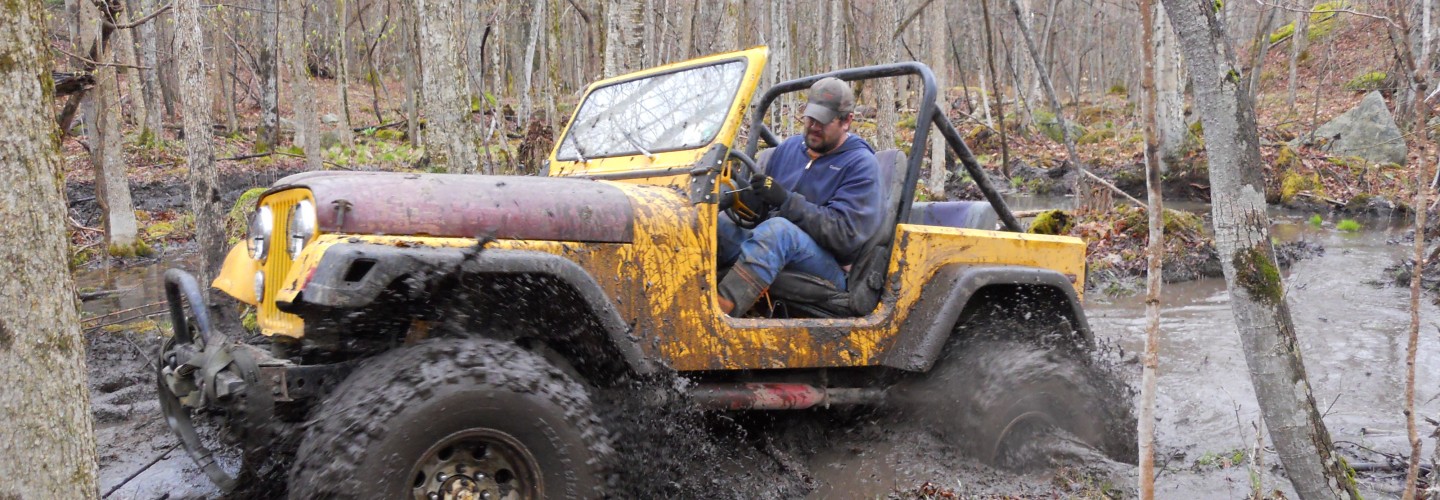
left=689, top=383, right=885, bottom=410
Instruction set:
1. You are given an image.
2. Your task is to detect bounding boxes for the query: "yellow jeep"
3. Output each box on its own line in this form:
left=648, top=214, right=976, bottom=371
left=157, top=47, right=1124, bottom=498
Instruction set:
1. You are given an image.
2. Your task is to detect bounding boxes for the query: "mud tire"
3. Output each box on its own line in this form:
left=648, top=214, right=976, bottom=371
left=286, top=337, right=612, bottom=499
left=919, top=338, right=1134, bottom=468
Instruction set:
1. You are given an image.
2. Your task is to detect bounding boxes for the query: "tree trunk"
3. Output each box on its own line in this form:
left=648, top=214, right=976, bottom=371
left=77, top=0, right=143, bottom=256
left=766, top=1, right=791, bottom=134
left=283, top=0, right=323, bottom=170
left=981, top=0, right=1010, bottom=177
left=1286, top=0, right=1313, bottom=110
left=715, top=0, right=738, bottom=52
left=874, top=0, right=899, bottom=150
left=463, top=0, right=486, bottom=94
left=417, top=0, right=481, bottom=173
left=520, top=0, right=544, bottom=125
left=175, top=0, right=225, bottom=291
left=335, top=0, right=354, bottom=147
left=257, top=0, right=279, bottom=151
left=827, top=0, right=843, bottom=70
left=115, top=6, right=148, bottom=127
left=133, top=0, right=166, bottom=142
left=0, top=5, right=101, bottom=497
left=927, top=0, right=949, bottom=198
left=1394, top=1, right=1432, bottom=497
left=402, top=1, right=422, bottom=147
left=1153, top=1, right=1185, bottom=162
left=1138, top=0, right=1164, bottom=497
left=1160, top=1, right=1361, bottom=498
left=1245, top=3, right=1277, bottom=99
left=604, top=0, right=644, bottom=77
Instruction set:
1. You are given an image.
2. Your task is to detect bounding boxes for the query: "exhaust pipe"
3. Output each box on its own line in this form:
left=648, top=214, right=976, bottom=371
left=689, top=383, right=885, bottom=410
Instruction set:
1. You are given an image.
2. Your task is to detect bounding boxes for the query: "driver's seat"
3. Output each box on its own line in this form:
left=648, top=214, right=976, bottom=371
left=759, top=148, right=908, bottom=318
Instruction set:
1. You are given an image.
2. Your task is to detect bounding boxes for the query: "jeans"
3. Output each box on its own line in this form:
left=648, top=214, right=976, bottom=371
left=718, top=216, right=848, bottom=290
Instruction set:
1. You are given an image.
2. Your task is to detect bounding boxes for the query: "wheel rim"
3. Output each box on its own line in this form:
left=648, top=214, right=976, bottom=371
left=410, top=429, right=542, bottom=500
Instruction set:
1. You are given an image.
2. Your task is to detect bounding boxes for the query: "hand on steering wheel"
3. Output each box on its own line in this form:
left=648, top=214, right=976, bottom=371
left=720, top=149, right=770, bottom=229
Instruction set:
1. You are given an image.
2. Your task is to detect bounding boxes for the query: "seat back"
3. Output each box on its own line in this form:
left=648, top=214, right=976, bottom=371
left=842, top=149, right=907, bottom=315
left=909, top=201, right=999, bottom=230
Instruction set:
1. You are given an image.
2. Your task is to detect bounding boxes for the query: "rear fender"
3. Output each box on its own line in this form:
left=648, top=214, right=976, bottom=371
left=280, top=242, right=656, bottom=376
left=880, top=265, right=1092, bottom=372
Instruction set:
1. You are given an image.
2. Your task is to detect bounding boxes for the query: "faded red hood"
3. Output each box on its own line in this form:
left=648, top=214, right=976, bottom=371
left=269, top=171, right=635, bottom=243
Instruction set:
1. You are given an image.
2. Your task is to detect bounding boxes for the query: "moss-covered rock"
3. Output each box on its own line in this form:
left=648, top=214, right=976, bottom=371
left=226, top=187, right=267, bottom=245
left=1034, top=110, right=1088, bottom=145
left=1343, top=71, right=1386, bottom=92
left=1280, top=171, right=1323, bottom=204
left=1029, top=209, right=1075, bottom=235
left=1078, top=127, right=1116, bottom=145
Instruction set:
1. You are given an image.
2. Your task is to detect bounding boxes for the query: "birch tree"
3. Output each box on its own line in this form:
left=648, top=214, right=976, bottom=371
left=604, top=0, right=644, bottom=78
left=334, top=0, right=353, bottom=147
left=0, top=2, right=100, bottom=496
left=417, top=0, right=481, bottom=173
left=284, top=0, right=323, bottom=170
left=1153, top=1, right=1186, bottom=161
left=1138, top=0, right=1164, bottom=495
left=1160, top=0, right=1361, bottom=497
left=176, top=0, right=226, bottom=286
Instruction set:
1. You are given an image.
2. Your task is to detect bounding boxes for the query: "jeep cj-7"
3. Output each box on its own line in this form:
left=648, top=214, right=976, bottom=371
left=156, top=47, right=1126, bottom=498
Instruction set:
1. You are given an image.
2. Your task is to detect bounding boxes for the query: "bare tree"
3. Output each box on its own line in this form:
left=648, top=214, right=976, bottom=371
left=715, top=0, right=739, bottom=52
left=1153, top=1, right=1186, bottom=161
left=0, top=2, right=101, bottom=497
left=874, top=0, right=900, bottom=150
left=520, top=0, right=545, bottom=125
left=926, top=0, right=949, bottom=198
left=257, top=0, right=281, bottom=151
left=1286, top=0, right=1314, bottom=110
left=417, top=0, right=481, bottom=173
left=176, top=0, right=226, bottom=287
left=1160, top=1, right=1361, bottom=497
left=284, top=0, right=323, bottom=170
left=73, top=0, right=143, bottom=256
left=604, top=0, right=644, bottom=77
left=1138, top=0, right=1164, bottom=496
left=132, top=0, right=166, bottom=142
left=114, top=5, right=148, bottom=127
left=335, top=0, right=354, bottom=147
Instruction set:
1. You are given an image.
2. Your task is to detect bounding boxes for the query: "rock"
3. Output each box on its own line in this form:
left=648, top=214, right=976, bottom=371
left=1298, top=91, right=1407, bottom=165
left=320, top=131, right=340, bottom=149
left=1008, top=159, right=1076, bottom=195
left=321, top=113, right=340, bottom=125
left=1034, top=111, right=1087, bottom=145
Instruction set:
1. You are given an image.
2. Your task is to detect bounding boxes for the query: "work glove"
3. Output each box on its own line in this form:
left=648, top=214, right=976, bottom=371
left=750, top=173, right=789, bottom=207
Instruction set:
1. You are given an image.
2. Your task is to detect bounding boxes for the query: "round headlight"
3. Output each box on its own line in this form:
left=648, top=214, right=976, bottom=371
left=254, top=270, right=266, bottom=302
left=288, top=200, right=317, bottom=258
left=247, top=205, right=273, bottom=260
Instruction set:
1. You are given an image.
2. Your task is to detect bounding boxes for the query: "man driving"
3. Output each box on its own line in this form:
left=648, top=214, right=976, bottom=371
left=717, top=77, right=883, bottom=316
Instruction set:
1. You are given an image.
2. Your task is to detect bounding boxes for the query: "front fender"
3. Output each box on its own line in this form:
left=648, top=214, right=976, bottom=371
left=277, top=241, right=656, bottom=375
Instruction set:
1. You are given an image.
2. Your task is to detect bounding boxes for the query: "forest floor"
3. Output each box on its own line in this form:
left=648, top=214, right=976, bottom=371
left=72, top=9, right=1440, bottom=499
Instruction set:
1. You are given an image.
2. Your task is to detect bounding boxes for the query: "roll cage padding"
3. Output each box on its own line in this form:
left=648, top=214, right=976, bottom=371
left=284, top=243, right=657, bottom=375
left=878, top=264, right=1092, bottom=372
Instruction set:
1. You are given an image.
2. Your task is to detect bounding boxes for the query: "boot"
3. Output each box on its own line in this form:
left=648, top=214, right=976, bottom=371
left=717, top=264, right=766, bottom=317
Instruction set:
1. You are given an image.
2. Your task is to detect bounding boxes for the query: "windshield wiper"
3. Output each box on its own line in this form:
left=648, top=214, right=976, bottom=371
left=563, top=130, right=588, bottom=163
left=607, top=114, right=653, bottom=159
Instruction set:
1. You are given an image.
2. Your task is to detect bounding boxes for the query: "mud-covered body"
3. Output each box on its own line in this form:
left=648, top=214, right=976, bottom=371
left=216, top=170, right=1087, bottom=373
left=159, top=47, right=1097, bottom=494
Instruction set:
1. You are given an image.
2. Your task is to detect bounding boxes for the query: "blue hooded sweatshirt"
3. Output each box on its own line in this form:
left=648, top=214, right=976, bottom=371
left=764, top=133, right=883, bottom=266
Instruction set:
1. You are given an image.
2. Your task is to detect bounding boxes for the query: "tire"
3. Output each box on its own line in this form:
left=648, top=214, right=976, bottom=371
left=287, top=337, right=613, bottom=499
left=902, top=338, right=1135, bottom=469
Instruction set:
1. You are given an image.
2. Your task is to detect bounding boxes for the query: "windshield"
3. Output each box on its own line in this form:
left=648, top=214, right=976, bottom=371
left=555, top=60, right=747, bottom=161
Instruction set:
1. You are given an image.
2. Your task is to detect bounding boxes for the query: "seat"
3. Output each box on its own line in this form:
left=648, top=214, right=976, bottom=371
left=908, top=201, right=998, bottom=230
left=763, top=149, right=908, bottom=318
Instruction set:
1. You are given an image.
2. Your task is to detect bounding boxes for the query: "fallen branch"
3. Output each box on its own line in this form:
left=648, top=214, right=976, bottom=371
left=51, top=45, right=151, bottom=70
left=84, top=309, right=169, bottom=334
left=82, top=300, right=167, bottom=328
left=107, top=2, right=173, bottom=30
left=1079, top=167, right=1147, bottom=208
left=1294, top=191, right=1346, bottom=207
left=102, top=441, right=179, bottom=498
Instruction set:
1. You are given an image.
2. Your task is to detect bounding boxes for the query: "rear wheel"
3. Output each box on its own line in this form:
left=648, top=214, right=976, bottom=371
left=287, top=337, right=612, bottom=499
left=901, top=335, right=1135, bottom=469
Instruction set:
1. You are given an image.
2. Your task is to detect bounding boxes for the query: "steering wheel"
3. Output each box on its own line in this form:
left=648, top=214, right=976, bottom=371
left=719, top=149, right=769, bottom=229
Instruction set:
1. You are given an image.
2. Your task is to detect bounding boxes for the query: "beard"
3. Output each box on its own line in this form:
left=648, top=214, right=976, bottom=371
left=806, top=131, right=837, bottom=153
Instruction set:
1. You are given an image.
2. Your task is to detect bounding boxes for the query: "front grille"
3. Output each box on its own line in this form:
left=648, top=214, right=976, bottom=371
left=258, top=190, right=307, bottom=336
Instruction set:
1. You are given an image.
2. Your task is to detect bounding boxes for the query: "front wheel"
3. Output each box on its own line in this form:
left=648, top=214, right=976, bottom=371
left=287, top=337, right=613, bottom=499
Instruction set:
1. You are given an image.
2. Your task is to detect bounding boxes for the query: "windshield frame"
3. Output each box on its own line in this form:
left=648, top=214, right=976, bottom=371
left=553, top=57, right=749, bottom=162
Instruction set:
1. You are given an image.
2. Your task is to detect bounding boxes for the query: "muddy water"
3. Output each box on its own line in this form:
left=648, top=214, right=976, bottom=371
left=86, top=209, right=1440, bottom=498
left=1088, top=212, right=1440, bottom=498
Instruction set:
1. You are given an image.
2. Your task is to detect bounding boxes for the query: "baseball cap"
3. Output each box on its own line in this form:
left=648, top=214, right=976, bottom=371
left=802, top=77, right=855, bottom=124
